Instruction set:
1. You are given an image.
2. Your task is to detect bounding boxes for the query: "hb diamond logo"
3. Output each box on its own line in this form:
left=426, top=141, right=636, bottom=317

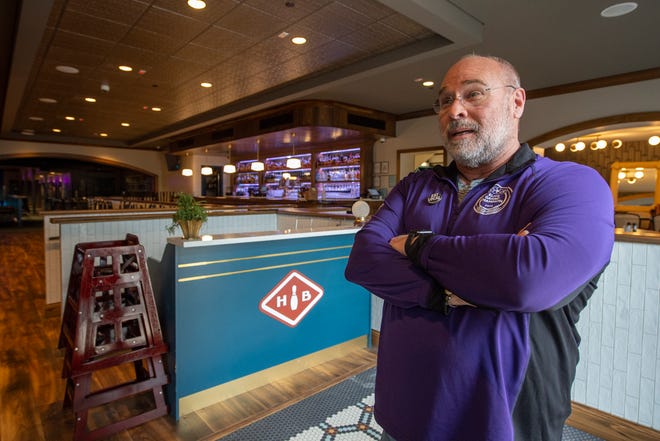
left=259, top=270, right=324, bottom=327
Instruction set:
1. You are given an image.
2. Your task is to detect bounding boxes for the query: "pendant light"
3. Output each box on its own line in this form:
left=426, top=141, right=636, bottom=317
left=286, top=132, right=301, bottom=169
left=181, top=152, right=193, bottom=176
left=201, top=166, right=213, bottom=175
left=223, top=144, right=236, bottom=174
left=251, top=139, right=264, bottom=171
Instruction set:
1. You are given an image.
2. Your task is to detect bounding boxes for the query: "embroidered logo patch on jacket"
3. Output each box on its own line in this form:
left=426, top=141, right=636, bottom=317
left=473, top=184, right=512, bottom=215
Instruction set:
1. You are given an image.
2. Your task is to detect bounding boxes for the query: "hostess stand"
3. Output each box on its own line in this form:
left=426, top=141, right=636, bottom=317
left=149, top=213, right=372, bottom=419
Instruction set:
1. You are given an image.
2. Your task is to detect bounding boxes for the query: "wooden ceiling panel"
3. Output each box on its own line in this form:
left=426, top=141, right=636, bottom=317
left=191, top=25, right=256, bottom=59
left=45, top=45, right=106, bottom=69
left=121, top=27, right=187, bottom=56
left=244, top=0, right=332, bottom=23
left=299, top=2, right=372, bottom=40
left=172, top=43, right=224, bottom=67
left=342, top=22, right=414, bottom=53
left=213, top=4, right=287, bottom=41
left=335, top=0, right=395, bottom=21
left=50, top=31, right=117, bottom=59
left=134, top=6, right=208, bottom=42
left=152, top=0, right=240, bottom=24
left=104, top=43, right=168, bottom=71
left=379, top=13, right=436, bottom=40
left=58, top=9, right=130, bottom=43
left=65, top=0, right=149, bottom=26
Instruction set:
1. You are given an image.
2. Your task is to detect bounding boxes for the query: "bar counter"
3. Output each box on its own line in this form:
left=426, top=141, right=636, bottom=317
left=151, top=225, right=370, bottom=419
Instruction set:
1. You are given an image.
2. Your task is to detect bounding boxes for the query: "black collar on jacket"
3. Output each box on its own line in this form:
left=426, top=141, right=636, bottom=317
left=433, top=143, right=536, bottom=184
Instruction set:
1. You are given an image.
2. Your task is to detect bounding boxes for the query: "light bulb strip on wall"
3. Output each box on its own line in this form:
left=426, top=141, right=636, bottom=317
left=554, top=135, right=659, bottom=152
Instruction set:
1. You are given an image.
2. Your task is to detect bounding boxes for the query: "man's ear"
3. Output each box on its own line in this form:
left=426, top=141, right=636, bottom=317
left=512, top=88, right=526, bottom=118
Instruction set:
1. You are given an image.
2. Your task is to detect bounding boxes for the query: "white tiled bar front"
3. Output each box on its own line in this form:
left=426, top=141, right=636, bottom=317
left=44, top=209, right=354, bottom=305
left=369, top=232, right=660, bottom=431
left=572, top=234, right=660, bottom=431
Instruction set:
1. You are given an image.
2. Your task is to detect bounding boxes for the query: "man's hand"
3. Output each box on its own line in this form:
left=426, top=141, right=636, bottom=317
left=389, top=234, right=408, bottom=255
left=390, top=235, right=476, bottom=309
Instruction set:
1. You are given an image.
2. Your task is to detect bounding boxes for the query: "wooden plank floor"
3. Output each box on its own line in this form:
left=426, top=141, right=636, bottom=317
left=0, top=221, right=658, bottom=441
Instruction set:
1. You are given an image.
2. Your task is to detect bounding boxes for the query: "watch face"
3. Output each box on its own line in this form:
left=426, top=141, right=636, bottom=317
left=351, top=200, right=370, bottom=218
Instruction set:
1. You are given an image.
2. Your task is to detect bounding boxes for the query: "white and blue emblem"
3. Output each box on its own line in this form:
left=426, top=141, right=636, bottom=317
left=473, top=184, right=512, bottom=215
left=427, top=192, right=442, bottom=205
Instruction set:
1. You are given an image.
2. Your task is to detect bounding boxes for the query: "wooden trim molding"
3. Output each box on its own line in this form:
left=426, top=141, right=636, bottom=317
left=398, top=68, right=660, bottom=121
left=525, top=67, right=660, bottom=100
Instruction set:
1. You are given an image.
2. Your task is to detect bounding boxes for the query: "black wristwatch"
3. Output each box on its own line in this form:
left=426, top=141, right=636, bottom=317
left=405, top=230, right=434, bottom=266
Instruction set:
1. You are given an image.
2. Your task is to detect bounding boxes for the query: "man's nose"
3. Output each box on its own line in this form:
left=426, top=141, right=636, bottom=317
left=445, top=98, right=468, bottom=119
left=438, top=100, right=468, bottom=121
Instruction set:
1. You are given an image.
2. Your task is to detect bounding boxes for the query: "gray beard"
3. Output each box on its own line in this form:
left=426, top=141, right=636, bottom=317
left=445, top=136, right=500, bottom=168
left=442, top=114, right=511, bottom=168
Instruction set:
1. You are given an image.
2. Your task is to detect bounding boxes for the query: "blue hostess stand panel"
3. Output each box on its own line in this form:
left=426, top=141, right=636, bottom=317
left=156, top=229, right=369, bottom=419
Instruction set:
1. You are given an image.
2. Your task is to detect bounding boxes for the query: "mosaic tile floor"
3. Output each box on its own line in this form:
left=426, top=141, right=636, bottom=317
left=217, top=368, right=604, bottom=440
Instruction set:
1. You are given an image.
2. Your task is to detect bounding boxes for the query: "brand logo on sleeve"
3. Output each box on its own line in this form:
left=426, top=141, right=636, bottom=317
left=473, top=184, right=512, bottom=215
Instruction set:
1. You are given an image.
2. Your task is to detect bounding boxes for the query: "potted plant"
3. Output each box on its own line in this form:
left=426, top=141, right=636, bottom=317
left=166, top=192, right=208, bottom=239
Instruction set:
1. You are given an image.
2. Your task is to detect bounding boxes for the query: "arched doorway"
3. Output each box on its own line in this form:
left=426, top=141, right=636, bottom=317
left=0, top=155, right=157, bottom=213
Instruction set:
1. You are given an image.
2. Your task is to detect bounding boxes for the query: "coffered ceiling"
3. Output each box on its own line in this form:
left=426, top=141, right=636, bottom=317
left=1, top=0, right=659, bottom=157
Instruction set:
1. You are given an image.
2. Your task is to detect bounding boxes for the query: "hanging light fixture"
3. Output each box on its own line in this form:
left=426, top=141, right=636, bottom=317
left=182, top=152, right=193, bottom=176
left=251, top=139, right=265, bottom=171
left=286, top=132, right=301, bottom=169
left=223, top=144, right=236, bottom=174
left=201, top=166, right=213, bottom=175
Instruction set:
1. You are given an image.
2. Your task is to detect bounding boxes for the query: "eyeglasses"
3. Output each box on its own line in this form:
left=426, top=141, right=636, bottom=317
left=432, top=85, right=517, bottom=114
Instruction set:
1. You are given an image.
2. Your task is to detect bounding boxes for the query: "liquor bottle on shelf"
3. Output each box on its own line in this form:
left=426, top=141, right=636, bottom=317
left=313, top=147, right=362, bottom=200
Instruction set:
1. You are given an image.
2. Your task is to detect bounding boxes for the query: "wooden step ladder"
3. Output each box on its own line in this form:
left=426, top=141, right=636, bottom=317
left=58, top=234, right=169, bottom=441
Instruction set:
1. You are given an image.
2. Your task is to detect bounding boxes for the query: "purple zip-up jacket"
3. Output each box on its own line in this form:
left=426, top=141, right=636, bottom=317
left=345, top=145, right=614, bottom=441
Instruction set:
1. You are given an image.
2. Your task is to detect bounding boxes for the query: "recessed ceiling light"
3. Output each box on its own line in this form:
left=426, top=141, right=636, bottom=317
left=187, top=0, right=206, bottom=9
left=65, top=116, right=75, bottom=121
left=200, top=82, right=213, bottom=88
left=99, top=133, right=108, bottom=137
left=39, top=97, right=57, bottom=103
left=84, top=97, right=96, bottom=103
left=601, top=2, right=638, bottom=17
left=52, top=128, right=61, bottom=133
left=291, top=36, right=307, bottom=45
left=56, top=65, right=79, bottom=74
left=278, top=32, right=290, bottom=39
left=151, top=107, right=162, bottom=112
left=29, top=116, right=44, bottom=121
left=422, top=81, right=434, bottom=87
left=21, top=129, right=35, bottom=135
left=118, top=65, right=133, bottom=72
left=121, top=122, right=130, bottom=127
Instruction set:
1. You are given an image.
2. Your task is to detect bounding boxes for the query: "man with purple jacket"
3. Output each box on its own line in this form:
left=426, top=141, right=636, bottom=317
left=345, top=54, right=614, bottom=441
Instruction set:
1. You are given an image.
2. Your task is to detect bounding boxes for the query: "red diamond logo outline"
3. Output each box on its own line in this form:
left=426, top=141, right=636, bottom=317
left=259, top=270, right=324, bottom=327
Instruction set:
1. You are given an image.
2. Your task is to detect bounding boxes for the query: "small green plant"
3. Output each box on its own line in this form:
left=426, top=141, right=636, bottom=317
left=166, top=192, right=208, bottom=235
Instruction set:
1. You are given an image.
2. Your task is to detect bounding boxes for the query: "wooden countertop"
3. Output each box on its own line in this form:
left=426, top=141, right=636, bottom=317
left=615, top=227, right=660, bottom=244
